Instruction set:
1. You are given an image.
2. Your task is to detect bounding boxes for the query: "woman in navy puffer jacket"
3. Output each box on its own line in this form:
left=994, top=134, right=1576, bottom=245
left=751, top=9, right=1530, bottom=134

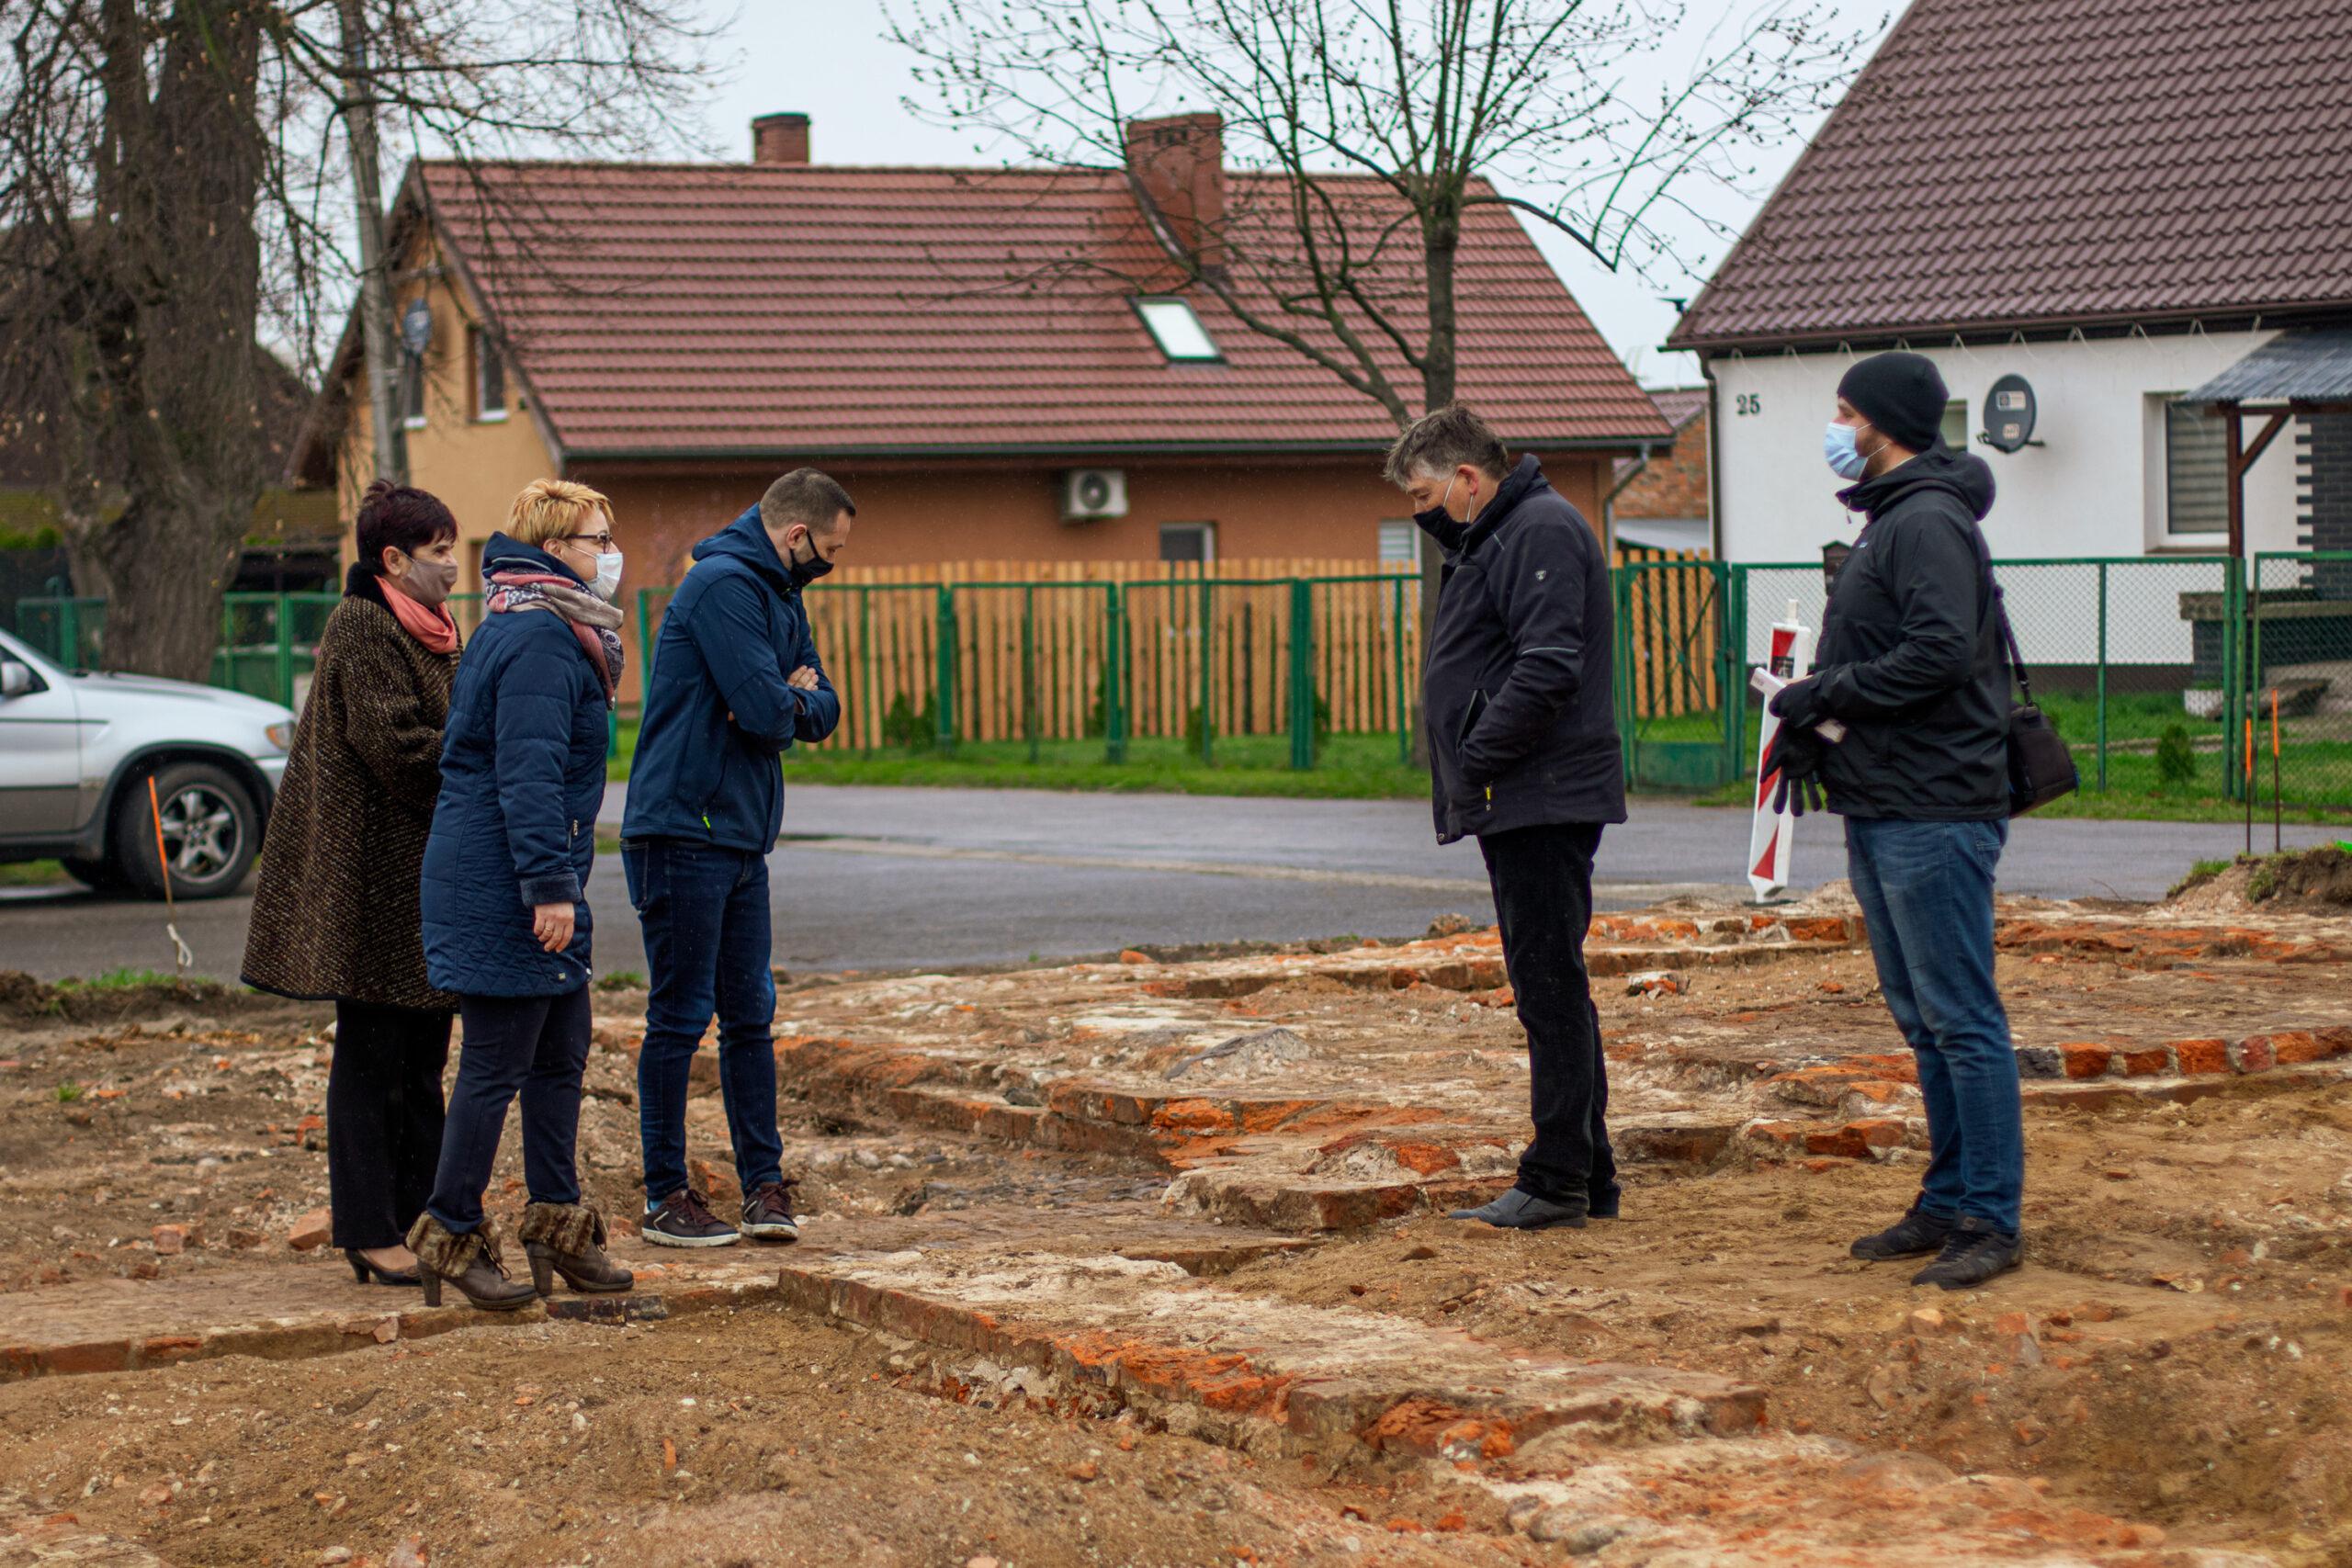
left=408, top=481, right=633, bottom=1311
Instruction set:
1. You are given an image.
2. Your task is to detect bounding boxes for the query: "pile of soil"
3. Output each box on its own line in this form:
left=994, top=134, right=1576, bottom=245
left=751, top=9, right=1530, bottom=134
left=0, top=969, right=246, bottom=1026
left=2166, top=846, right=2352, bottom=915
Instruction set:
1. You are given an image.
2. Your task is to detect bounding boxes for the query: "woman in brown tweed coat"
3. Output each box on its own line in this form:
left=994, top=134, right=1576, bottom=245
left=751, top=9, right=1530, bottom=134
left=243, top=480, right=466, bottom=1287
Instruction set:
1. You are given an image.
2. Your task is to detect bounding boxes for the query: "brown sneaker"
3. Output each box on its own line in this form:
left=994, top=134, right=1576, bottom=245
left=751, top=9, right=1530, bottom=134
left=643, top=1187, right=740, bottom=1248
left=741, top=1180, right=800, bottom=1243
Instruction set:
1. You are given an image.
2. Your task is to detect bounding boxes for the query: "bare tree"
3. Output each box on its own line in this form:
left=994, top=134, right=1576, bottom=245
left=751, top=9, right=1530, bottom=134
left=888, top=0, right=1868, bottom=705
left=0, top=0, right=709, bottom=680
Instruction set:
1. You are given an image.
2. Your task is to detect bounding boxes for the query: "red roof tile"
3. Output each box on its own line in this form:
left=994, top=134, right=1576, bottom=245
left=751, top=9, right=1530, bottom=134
left=1667, top=0, right=2352, bottom=351
left=413, top=161, right=1668, bottom=457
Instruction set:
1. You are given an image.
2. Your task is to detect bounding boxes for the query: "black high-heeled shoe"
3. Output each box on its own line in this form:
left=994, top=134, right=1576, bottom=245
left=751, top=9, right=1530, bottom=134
left=345, top=1247, right=421, bottom=1287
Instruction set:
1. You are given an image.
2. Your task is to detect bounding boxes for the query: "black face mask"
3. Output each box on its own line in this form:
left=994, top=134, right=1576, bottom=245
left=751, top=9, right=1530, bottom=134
left=786, top=532, right=835, bottom=587
left=1411, top=474, right=1462, bottom=533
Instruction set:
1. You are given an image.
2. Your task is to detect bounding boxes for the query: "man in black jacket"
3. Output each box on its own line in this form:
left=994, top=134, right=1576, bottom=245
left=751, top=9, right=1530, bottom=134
left=1767, top=351, right=2024, bottom=1290
left=1387, top=404, right=1626, bottom=1230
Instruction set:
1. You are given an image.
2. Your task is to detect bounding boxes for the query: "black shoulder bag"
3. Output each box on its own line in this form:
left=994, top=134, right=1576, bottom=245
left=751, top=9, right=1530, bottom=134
left=1994, top=587, right=2078, bottom=816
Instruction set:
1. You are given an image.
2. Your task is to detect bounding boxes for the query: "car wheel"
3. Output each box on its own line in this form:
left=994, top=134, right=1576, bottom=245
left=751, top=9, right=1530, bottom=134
left=62, top=855, right=129, bottom=892
left=114, top=762, right=261, bottom=901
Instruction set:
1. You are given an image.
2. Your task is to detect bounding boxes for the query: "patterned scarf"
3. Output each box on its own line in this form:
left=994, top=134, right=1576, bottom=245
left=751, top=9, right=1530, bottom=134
left=486, top=570, right=625, bottom=706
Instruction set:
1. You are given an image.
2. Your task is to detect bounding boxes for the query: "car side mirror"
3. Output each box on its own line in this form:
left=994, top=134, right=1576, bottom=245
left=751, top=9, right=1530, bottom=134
left=0, top=660, right=31, bottom=699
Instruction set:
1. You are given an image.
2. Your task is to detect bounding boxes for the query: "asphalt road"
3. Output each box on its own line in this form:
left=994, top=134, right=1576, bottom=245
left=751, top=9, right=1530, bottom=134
left=0, top=784, right=2338, bottom=983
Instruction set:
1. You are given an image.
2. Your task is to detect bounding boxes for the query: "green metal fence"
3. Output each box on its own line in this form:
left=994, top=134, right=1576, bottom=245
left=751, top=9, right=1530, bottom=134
left=1648, top=554, right=2280, bottom=808
left=18, top=557, right=2352, bottom=802
left=628, top=572, right=1417, bottom=770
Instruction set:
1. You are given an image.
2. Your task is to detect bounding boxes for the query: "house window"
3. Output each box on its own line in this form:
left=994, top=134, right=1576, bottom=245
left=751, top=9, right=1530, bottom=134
left=1377, top=521, right=1418, bottom=564
left=1132, top=297, right=1222, bottom=363
left=472, top=328, right=507, bottom=423
left=1940, top=400, right=1969, bottom=451
left=2165, top=400, right=2230, bottom=536
left=1159, top=523, right=1216, bottom=563
left=399, top=355, right=426, bottom=430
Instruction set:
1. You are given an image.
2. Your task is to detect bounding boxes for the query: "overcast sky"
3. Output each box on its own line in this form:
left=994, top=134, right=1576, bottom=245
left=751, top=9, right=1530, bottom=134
left=683, top=2, right=1894, bottom=389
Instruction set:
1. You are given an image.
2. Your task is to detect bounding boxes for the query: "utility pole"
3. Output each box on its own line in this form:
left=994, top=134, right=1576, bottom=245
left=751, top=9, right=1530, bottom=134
left=338, top=0, right=408, bottom=485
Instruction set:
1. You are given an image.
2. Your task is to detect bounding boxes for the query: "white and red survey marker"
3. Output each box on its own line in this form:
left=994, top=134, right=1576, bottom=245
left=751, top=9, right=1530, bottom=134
left=1746, top=601, right=1841, bottom=900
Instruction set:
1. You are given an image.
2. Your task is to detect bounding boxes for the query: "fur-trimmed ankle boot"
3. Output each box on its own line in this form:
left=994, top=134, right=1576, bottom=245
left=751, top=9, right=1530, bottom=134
left=405, top=1214, right=537, bottom=1312
left=519, top=1202, right=633, bottom=1297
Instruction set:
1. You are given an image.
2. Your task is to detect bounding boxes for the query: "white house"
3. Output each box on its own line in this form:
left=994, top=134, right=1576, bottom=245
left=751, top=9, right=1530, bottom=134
left=1666, top=0, right=2352, bottom=686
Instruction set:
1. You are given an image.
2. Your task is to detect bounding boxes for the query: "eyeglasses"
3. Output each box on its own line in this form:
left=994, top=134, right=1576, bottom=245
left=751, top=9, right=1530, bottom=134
left=561, top=532, right=616, bottom=550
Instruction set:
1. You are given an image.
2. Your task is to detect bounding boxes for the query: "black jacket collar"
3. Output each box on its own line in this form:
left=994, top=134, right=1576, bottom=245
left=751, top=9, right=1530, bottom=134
left=1462, top=454, right=1550, bottom=554
left=345, top=563, right=391, bottom=609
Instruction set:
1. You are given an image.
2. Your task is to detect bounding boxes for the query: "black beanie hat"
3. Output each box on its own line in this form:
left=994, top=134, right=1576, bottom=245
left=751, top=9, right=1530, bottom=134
left=1837, top=352, right=1948, bottom=453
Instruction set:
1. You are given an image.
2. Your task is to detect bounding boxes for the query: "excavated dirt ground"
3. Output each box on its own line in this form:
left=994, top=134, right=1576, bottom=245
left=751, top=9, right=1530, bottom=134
left=1, top=888, right=2349, bottom=1567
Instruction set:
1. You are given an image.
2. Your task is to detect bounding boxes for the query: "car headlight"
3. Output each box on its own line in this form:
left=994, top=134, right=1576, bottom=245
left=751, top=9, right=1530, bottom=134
left=265, top=720, right=296, bottom=753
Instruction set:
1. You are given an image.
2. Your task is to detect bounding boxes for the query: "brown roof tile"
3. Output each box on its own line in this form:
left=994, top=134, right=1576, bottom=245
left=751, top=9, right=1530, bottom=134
left=416, top=162, right=1669, bottom=457
left=1667, top=0, right=2352, bottom=351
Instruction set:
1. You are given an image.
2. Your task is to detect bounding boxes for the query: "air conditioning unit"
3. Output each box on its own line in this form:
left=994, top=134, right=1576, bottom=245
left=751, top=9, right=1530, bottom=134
left=1061, top=468, right=1128, bottom=522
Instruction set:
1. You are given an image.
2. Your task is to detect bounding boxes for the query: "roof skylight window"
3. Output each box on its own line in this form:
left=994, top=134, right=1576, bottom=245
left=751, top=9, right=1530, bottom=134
left=1133, top=297, right=1222, bottom=363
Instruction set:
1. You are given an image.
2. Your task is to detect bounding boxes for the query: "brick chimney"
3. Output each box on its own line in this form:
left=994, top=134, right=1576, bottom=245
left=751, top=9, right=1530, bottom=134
left=752, top=112, right=810, bottom=165
left=1123, top=113, right=1225, bottom=270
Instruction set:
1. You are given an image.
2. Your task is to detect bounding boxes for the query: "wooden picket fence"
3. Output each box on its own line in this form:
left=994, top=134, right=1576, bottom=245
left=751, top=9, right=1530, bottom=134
left=1615, top=546, right=1722, bottom=720
left=631, top=547, right=1713, bottom=754
left=638, top=558, right=1421, bottom=751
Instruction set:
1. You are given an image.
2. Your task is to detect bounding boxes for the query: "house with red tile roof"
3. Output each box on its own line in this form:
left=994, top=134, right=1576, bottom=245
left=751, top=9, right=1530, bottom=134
left=1666, top=0, right=2352, bottom=597
left=295, top=112, right=1671, bottom=609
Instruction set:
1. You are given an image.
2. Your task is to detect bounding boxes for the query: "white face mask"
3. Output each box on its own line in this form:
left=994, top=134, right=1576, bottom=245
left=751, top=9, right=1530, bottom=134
left=591, top=548, right=624, bottom=603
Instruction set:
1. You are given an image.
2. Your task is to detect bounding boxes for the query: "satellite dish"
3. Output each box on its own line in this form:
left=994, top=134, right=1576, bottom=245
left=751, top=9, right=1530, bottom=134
left=1979, top=373, right=2039, bottom=453
left=399, top=299, right=433, bottom=358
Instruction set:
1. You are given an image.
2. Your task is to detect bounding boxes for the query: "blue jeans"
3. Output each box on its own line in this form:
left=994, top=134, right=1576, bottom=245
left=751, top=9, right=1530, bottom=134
left=624, top=838, right=783, bottom=1206
left=1845, top=817, right=2022, bottom=1235
left=426, top=987, right=589, bottom=1235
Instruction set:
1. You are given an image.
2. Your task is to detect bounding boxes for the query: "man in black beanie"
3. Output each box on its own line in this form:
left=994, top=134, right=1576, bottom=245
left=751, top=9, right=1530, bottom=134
left=1765, top=350, right=2024, bottom=1291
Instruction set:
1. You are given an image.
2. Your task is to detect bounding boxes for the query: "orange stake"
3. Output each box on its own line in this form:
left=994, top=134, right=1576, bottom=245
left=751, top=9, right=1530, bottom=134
left=2245, top=716, right=2255, bottom=856
left=2271, top=688, right=2283, bottom=853
left=146, top=776, right=192, bottom=975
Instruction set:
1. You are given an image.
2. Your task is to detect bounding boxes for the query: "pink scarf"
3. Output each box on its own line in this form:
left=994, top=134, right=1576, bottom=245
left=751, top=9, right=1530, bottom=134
left=379, top=575, right=460, bottom=655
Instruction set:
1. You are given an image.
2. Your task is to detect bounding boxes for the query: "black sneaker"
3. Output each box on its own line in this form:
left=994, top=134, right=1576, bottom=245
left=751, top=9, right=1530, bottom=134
left=1850, top=1199, right=1955, bottom=1261
left=1910, top=1218, right=2023, bottom=1291
left=741, top=1180, right=801, bottom=1244
left=1444, top=1188, right=1587, bottom=1230
left=1589, top=1180, right=1623, bottom=1221
left=643, top=1188, right=740, bottom=1249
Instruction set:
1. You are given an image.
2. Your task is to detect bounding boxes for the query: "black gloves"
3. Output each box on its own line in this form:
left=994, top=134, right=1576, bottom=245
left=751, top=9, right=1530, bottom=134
left=1763, top=724, right=1826, bottom=817
left=1768, top=677, right=1826, bottom=730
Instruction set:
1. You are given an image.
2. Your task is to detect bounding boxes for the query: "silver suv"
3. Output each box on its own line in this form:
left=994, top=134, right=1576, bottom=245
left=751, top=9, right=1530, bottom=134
left=0, top=626, right=292, bottom=899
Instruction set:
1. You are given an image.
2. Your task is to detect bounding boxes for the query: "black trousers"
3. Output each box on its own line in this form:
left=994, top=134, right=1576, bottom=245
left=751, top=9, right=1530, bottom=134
left=328, top=1000, right=453, bottom=1250
left=1479, top=821, right=1617, bottom=1209
left=425, top=987, right=592, bottom=1235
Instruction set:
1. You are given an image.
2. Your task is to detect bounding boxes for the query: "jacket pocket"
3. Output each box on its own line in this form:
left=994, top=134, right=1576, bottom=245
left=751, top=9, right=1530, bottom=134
left=696, top=743, right=738, bottom=831
left=1459, top=687, right=1488, bottom=746
left=1457, top=689, right=1497, bottom=811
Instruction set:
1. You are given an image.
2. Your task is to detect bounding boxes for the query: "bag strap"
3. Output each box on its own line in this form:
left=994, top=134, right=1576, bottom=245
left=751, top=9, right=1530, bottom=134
left=1994, top=588, right=2034, bottom=706
left=1970, top=526, right=2032, bottom=706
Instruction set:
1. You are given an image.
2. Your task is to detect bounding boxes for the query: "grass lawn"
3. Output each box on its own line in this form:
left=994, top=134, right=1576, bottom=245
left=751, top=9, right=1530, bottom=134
left=1661, top=693, right=2352, bottom=824
left=599, top=703, right=2352, bottom=823
left=609, top=721, right=1430, bottom=800
left=0, top=859, right=68, bottom=888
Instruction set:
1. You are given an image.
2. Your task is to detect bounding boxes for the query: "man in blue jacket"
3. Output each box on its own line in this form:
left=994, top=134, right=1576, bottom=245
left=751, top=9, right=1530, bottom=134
left=621, top=468, right=853, bottom=1247
left=1387, top=404, right=1626, bottom=1232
